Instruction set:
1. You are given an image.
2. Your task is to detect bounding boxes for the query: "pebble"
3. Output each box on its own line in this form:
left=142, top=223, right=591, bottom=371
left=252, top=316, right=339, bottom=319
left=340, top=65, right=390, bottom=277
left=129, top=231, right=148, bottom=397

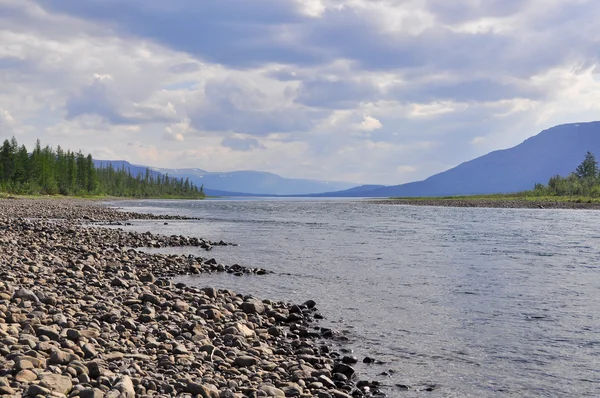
left=0, top=198, right=386, bottom=397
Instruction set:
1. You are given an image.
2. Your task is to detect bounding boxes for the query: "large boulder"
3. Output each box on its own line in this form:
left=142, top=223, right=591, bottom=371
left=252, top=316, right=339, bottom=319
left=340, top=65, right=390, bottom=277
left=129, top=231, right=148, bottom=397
left=39, top=373, right=74, bottom=395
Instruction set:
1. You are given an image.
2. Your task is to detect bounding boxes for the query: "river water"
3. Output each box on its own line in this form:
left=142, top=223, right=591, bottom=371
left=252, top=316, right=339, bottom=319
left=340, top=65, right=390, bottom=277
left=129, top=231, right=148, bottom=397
left=110, top=198, right=600, bottom=397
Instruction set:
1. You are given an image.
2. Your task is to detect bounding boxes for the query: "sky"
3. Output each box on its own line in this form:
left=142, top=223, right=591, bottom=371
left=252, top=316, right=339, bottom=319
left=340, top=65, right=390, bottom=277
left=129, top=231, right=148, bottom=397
left=1, top=0, right=600, bottom=185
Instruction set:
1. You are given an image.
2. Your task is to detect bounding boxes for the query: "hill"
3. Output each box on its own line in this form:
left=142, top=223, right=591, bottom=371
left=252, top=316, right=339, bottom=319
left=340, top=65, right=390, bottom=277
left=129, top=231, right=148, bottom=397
left=326, top=121, right=600, bottom=197
left=94, top=161, right=358, bottom=195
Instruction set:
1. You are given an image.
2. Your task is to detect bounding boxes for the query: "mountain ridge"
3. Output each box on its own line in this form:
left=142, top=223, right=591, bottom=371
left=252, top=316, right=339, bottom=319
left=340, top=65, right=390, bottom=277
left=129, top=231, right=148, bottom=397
left=93, top=160, right=358, bottom=195
left=328, top=121, right=600, bottom=197
left=95, top=121, right=600, bottom=198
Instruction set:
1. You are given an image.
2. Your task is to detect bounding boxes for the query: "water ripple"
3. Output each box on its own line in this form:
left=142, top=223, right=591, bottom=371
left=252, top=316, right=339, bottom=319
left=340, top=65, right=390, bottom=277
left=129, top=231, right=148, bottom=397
left=113, top=199, right=600, bottom=397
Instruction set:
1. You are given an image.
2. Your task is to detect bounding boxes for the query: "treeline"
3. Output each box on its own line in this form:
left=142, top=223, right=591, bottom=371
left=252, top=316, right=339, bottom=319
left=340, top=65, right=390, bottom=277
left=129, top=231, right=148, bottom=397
left=531, top=151, right=600, bottom=197
left=0, top=137, right=204, bottom=198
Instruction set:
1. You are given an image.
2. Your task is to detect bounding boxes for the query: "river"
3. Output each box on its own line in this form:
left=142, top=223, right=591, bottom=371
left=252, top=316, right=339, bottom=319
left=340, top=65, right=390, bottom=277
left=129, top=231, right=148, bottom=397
left=110, top=198, right=600, bottom=397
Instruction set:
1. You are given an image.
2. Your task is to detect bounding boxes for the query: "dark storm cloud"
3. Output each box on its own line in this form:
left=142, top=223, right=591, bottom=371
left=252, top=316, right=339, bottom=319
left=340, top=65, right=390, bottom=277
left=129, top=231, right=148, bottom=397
left=294, top=78, right=380, bottom=109
left=425, top=0, right=526, bottom=23
left=35, top=0, right=327, bottom=67
left=33, top=0, right=512, bottom=73
left=33, top=0, right=598, bottom=80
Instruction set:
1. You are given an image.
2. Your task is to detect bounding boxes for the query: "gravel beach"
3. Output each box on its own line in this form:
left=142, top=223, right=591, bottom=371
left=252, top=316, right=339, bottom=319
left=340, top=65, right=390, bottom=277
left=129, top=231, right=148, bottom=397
left=0, top=198, right=383, bottom=398
left=371, top=198, right=600, bottom=209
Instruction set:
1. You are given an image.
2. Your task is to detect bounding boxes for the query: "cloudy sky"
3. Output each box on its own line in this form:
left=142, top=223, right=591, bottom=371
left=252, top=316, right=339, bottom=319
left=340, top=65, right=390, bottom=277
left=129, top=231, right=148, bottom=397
left=1, top=0, right=599, bottom=185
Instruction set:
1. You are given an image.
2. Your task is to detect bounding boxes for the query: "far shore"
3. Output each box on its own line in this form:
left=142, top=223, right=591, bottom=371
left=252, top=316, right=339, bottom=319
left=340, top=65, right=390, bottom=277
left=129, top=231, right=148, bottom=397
left=369, top=197, right=600, bottom=210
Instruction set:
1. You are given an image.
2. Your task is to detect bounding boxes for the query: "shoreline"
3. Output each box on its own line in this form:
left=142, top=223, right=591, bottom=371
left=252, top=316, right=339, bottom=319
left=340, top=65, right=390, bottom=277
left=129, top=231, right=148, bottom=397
left=370, top=198, right=600, bottom=210
left=0, top=198, right=382, bottom=397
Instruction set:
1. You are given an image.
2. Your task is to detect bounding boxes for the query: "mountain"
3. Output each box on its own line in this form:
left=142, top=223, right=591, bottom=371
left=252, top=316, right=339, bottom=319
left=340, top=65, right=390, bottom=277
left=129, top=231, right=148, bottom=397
left=96, top=121, right=599, bottom=198
left=300, top=184, right=387, bottom=197
left=328, top=121, right=600, bottom=197
left=93, top=161, right=358, bottom=195
left=151, top=169, right=357, bottom=195
left=93, top=160, right=162, bottom=178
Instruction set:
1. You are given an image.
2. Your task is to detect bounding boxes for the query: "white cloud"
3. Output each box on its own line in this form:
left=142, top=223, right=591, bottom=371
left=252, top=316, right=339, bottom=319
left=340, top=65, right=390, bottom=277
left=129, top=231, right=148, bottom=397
left=0, top=0, right=599, bottom=185
left=0, top=109, right=15, bottom=126
left=295, top=0, right=326, bottom=17
left=397, top=165, right=417, bottom=173
left=359, top=115, right=383, bottom=131
left=163, top=119, right=191, bottom=142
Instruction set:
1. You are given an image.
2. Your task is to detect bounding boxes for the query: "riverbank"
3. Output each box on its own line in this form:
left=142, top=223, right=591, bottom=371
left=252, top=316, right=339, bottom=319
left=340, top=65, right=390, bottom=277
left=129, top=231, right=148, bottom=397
left=0, top=198, right=381, bottom=397
left=372, top=196, right=600, bottom=209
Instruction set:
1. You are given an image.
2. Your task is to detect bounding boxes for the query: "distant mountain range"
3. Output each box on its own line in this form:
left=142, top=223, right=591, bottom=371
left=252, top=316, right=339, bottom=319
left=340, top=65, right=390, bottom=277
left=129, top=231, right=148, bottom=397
left=96, top=122, right=600, bottom=197
left=339, top=121, right=600, bottom=197
left=93, top=160, right=357, bottom=196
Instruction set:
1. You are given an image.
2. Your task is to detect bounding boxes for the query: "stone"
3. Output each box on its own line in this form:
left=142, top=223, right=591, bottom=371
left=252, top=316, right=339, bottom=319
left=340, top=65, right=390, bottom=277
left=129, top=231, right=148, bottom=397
left=202, top=287, right=218, bottom=298
left=242, top=299, right=265, bottom=314
left=86, top=361, right=106, bottom=378
left=52, top=313, right=69, bottom=327
left=80, top=387, right=106, bottom=398
left=173, top=344, right=188, bottom=355
left=104, top=351, right=125, bottom=361
left=235, top=355, right=258, bottom=367
left=139, top=273, right=155, bottom=283
left=332, top=363, right=355, bottom=379
left=66, top=328, right=82, bottom=340
left=268, top=326, right=285, bottom=337
left=111, top=375, right=135, bottom=398
left=303, top=299, right=317, bottom=309
left=111, top=278, right=129, bottom=288
left=15, top=356, right=45, bottom=370
left=184, top=381, right=219, bottom=398
left=26, top=384, right=51, bottom=396
left=82, top=343, right=98, bottom=358
left=317, top=375, right=337, bottom=389
left=121, top=318, right=138, bottom=331
left=236, top=323, right=255, bottom=338
left=330, top=391, right=352, bottom=398
left=205, top=308, right=222, bottom=320
left=12, top=289, right=40, bottom=303
left=173, top=300, right=189, bottom=312
left=37, top=325, right=60, bottom=341
left=50, top=349, right=77, bottom=365
left=39, top=373, right=74, bottom=395
left=0, top=200, right=380, bottom=398
left=15, top=369, right=37, bottom=382
left=14, top=358, right=34, bottom=371
left=7, top=312, right=27, bottom=323
left=79, top=329, right=101, bottom=339
left=259, top=385, right=286, bottom=397
left=342, top=355, right=358, bottom=364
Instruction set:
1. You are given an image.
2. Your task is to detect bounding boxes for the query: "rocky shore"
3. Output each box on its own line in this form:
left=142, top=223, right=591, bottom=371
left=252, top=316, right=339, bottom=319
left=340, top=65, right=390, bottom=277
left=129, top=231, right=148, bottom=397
left=0, top=198, right=384, bottom=398
left=372, top=198, right=600, bottom=210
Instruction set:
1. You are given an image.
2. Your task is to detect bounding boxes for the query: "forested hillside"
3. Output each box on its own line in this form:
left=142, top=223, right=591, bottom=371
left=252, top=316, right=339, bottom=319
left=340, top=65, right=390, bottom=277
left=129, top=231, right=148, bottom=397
left=0, top=137, right=204, bottom=198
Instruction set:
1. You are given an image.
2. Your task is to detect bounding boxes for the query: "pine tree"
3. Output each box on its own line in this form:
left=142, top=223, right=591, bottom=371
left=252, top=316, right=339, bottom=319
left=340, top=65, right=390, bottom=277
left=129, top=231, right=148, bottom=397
left=575, top=151, right=598, bottom=180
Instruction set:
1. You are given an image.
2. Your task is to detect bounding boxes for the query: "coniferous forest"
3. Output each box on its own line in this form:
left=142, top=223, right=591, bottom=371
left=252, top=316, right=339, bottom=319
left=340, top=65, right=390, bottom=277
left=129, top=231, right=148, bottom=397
left=0, top=137, right=204, bottom=198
